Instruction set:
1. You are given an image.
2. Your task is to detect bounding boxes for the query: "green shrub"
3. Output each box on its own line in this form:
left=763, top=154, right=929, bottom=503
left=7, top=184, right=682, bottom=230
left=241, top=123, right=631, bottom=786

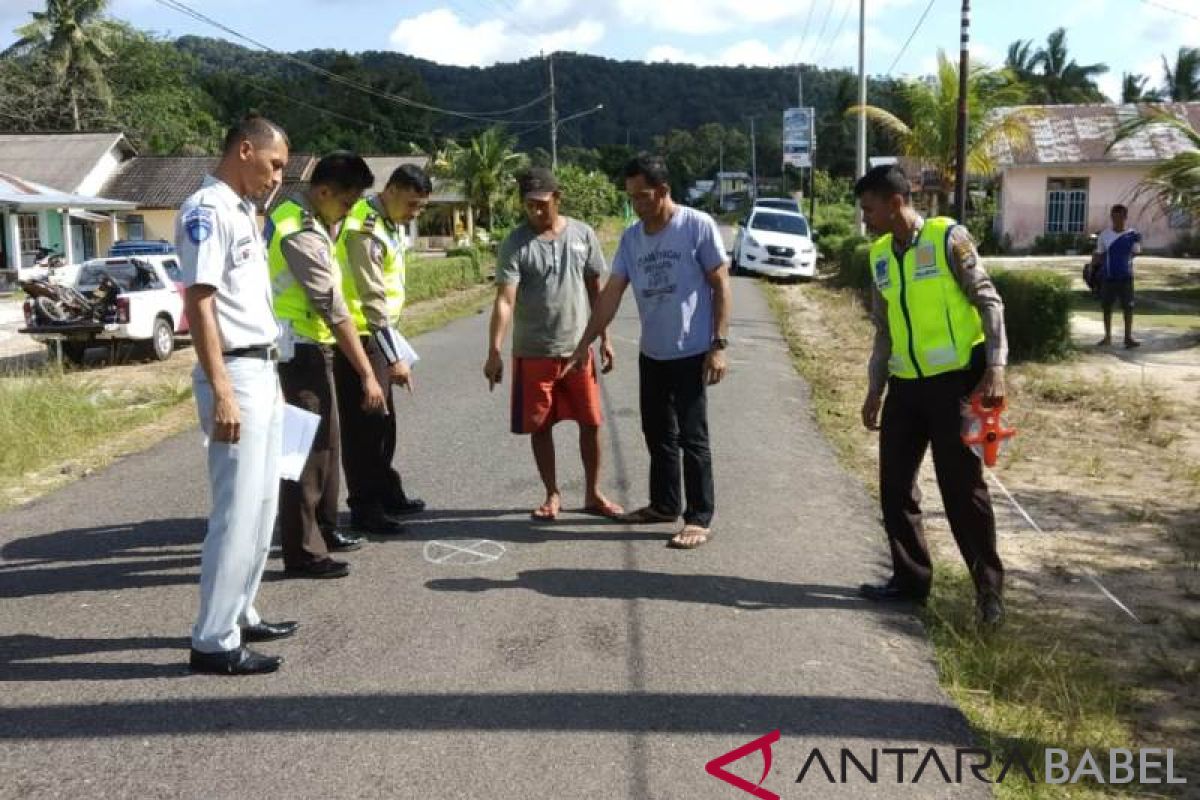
left=832, top=240, right=872, bottom=290
left=405, top=255, right=485, bottom=305
left=1031, top=232, right=1093, bottom=255
left=992, top=269, right=1073, bottom=361
left=1171, top=231, right=1200, bottom=257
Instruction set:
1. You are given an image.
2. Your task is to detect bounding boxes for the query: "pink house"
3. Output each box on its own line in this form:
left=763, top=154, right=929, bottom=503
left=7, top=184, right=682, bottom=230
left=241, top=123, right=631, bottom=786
left=990, top=102, right=1200, bottom=253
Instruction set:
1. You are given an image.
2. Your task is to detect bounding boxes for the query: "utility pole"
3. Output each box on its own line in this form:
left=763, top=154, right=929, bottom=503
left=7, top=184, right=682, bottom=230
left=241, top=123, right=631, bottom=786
left=954, top=0, right=971, bottom=222
left=749, top=116, right=758, bottom=202
left=855, top=0, right=867, bottom=233
left=718, top=139, right=725, bottom=211
left=548, top=53, right=558, bottom=171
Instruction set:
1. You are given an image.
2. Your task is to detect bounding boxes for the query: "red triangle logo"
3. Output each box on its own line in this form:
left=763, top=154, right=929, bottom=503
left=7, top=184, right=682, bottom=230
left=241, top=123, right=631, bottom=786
left=704, top=730, right=781, bottom=800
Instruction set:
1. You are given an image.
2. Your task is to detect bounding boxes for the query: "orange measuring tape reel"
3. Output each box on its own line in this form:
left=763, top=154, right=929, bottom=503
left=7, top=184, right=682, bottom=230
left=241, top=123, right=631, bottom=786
left=961, top=395, right=1017, bottom=467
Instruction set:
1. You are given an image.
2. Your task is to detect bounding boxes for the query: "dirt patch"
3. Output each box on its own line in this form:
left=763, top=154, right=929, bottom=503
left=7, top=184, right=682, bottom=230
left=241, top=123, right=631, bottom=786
left=771, top=278, right=1200, bottom=793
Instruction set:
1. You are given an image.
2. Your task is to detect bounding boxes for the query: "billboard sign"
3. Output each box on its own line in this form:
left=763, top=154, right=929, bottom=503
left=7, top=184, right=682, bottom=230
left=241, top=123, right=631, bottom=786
left=783, top=107, right=814, bottom=168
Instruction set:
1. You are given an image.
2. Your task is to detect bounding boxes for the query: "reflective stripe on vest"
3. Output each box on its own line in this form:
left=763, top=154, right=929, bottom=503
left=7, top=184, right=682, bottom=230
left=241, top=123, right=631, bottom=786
left=335, top=197, right=406, bottom=335
left=869, top=216, right=984, bottom=380
left=267, top=199, right=338, bottom=344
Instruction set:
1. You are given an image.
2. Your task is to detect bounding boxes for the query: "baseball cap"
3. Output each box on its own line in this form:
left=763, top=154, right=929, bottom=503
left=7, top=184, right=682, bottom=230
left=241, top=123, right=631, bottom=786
left=518, top=167, right=559, bottom=200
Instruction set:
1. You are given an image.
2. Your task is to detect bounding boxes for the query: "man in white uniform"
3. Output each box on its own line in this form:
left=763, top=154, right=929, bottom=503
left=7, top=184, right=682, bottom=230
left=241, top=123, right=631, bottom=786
left=176, top=115, right=296, bottom=675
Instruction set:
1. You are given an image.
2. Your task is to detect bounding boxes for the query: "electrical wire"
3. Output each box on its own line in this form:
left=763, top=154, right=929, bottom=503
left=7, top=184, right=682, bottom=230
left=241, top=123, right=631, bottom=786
left=886, top=0, right=938, bottom=75
left=813, top=0, right=855, bottom=66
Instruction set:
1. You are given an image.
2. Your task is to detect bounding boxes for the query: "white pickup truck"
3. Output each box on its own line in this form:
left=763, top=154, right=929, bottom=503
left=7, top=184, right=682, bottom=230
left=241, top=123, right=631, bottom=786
left=21, top=255, right=189, bottom=364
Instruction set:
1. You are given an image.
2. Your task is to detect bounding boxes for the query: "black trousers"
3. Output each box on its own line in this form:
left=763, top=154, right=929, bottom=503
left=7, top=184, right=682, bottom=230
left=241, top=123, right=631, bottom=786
left=639, top=352, right=715, bottom=527
left=879, top=346, right=1003, bottom=598
left=278, top=343, right=340, bottom=568
left=333, top=336, right=408, bottom=515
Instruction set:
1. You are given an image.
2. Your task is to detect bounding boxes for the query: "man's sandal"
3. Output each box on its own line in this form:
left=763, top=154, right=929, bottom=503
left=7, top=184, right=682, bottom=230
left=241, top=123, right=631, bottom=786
left=668, top=525, right=711, bottom=549
left=620, top=505, right=678, bottom=524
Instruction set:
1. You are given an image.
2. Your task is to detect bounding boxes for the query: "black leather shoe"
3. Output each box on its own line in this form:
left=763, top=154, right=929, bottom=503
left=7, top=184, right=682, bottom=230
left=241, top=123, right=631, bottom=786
left=978, top=593, right=1005, bottom=627
left=858, top=580, right=928, bottom=604
left=283, top=558, right=350, bottom=579
left=350, top=509, right=409, bottom=537
left=385, top=497, right=426, bottom=517
left=241, top=620, right=299, bottom=643
left=324, top=529, right=365, bottom=552
left=189, top=646, right=282, bottom=675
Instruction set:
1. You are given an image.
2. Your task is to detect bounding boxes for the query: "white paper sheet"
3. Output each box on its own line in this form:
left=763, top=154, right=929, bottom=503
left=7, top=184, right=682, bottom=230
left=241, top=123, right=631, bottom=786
left=279, top=403, right=321, bottom=482
left=393, top=331, right=420, bottom=368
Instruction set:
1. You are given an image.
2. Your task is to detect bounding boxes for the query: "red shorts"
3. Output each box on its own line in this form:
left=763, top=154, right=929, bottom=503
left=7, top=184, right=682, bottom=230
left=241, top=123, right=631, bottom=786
left=511, top=352, right=603, bottom=434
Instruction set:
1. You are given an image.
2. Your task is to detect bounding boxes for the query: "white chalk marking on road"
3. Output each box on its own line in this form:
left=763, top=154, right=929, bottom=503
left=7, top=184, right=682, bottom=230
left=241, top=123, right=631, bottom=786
left=423, top=539, right=506, bottom=566
left=987, top=470, right=1142, bottom=624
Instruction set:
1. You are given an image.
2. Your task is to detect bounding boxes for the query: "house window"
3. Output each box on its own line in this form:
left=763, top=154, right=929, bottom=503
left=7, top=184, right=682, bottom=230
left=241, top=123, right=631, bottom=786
left=1046, top=178, right=1088, bottom=233
left=125, top=214, right=146, bottom=240
left=17, top=213, right=39, bottom=253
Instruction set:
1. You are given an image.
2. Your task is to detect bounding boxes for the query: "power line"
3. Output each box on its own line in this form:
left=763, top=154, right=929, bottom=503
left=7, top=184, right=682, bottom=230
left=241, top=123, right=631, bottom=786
left=814, top=0, right=855, bottom=66
left=886, top=0, right=938, bottom=75
left=150, top=0, right=549, bottom=123
left=806, top=0, right=838, bottom=64
left=1140, top=0, right=1200, bottom=21
left=783, top=0, right=821, bottom=67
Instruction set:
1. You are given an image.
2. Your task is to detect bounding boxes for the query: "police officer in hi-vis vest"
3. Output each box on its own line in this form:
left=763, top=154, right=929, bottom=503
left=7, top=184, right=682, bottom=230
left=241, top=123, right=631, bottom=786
left=333, top=164, right=433, bottom=535
left=268, top=152, right=385, bottom=579
left=854, top=165, right=1008, bottom=627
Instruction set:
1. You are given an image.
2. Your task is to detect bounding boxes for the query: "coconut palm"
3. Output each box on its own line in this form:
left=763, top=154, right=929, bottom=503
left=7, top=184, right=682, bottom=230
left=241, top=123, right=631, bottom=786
left=1031, top=28, right=1108, bottom=103
left=848, top=51, right=1034, bottom=213
left=1005, top=39, right=1039, bottom=85
left=1121, top=72, right=1162, bottom=104
left=1162, top=47, right=1200, bottom=102
left=1110, top=109, right=1200, bottom=219
left=6, top=0, right=117, bottom=131
left=448, top=127, right=528, bottom=230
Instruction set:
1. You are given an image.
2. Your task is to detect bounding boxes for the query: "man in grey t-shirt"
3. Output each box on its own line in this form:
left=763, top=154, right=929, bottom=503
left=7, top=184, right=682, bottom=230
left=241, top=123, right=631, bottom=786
left=484, top=167, right=623, bottom=521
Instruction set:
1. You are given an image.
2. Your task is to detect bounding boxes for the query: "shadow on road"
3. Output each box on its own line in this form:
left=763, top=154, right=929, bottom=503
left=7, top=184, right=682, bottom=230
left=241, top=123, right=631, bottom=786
left=0, top=692, right=971, bottom=743
left=427, top=568, right=867, bottom=611
left=0, top=634, right=188, bottom=682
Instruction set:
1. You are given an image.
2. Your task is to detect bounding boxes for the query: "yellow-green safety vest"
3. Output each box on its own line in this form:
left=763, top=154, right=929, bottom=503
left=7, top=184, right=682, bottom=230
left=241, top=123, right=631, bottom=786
left=870, top=216, right=984, bottom=380
left=335, top=198, right=406, bottom=334
left=267, top=199, right=338, bottom=344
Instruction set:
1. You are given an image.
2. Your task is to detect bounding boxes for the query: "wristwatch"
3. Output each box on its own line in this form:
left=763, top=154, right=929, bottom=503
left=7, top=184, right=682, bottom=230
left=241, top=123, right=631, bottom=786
left=710, top=337, right=729, bottom=350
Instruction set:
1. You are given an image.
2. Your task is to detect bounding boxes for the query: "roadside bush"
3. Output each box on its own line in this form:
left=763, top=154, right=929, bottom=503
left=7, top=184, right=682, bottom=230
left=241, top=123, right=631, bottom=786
left=1171, top=231, right=1200, bottom=257
left=406, top=255, right=487, bottom=305
left=992, top=269, right=1072, bottom=361
left=831, top=240, right=872, bottom=291
left=1031, top=232, right=1093, bottom=255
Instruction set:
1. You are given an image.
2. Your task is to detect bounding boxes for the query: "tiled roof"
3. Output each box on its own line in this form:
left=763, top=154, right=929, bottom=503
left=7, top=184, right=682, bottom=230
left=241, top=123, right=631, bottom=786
left=0, top=133, right=135, bottom=192
left=100, top=155, right=315, bottom=209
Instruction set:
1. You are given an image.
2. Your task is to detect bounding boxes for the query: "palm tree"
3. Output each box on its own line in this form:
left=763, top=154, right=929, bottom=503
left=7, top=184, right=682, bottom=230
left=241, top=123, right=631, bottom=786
left=1031, top=28, right=1108, bottom=104
left=1110, top=109, right=1200, bottom=219
left=848, top=51, right=1034, bottom=213
left=1162, top=47, right=1200, bottom=102
left=1121, top=72, right=1162, bottom=104
left=447, top=127, right=528, bottom=231
left=6, top=0, right=116, bottom=131
left=1005, top=39, right=1039, bottom=84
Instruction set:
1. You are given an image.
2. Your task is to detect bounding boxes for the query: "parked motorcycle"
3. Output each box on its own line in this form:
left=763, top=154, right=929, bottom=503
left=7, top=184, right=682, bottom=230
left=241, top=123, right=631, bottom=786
left=19, top=271, right=120, bottom=325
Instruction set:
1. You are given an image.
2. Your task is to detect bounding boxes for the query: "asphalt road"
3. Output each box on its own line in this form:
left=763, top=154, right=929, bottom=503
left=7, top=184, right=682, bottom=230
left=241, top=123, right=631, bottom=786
left=0, top=277, right=989, bottom=799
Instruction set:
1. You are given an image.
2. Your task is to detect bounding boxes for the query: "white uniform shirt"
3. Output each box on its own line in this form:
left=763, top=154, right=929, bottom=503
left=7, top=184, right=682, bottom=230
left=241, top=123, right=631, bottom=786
left=175, top=175, right=279, bottom=351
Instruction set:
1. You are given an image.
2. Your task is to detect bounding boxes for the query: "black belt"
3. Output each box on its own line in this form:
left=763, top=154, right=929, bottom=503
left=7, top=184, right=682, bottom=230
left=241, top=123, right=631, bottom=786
left=224, top=344, right=279, bottom=361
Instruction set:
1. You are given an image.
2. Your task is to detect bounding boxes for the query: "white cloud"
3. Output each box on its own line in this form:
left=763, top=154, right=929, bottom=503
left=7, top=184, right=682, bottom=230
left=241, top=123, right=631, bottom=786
left=618, top=0, right=918, bottom=38
left=388, top=8, right=604, bottom=66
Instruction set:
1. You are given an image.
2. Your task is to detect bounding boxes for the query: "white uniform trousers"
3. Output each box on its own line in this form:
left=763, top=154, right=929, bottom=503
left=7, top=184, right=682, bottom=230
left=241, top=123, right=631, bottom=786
left=191, top=355, right=283, bottom=653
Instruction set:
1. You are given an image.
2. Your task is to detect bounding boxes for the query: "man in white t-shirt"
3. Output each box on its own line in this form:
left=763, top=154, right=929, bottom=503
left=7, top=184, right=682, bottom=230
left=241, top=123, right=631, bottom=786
left=175, top=115, right=294, bottom=676
left=568, top=153, right=732, bottom=549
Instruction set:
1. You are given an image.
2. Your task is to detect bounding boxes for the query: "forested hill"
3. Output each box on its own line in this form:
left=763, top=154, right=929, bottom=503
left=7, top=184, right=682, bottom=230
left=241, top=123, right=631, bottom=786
left=178, top=36, right=903, bottom=173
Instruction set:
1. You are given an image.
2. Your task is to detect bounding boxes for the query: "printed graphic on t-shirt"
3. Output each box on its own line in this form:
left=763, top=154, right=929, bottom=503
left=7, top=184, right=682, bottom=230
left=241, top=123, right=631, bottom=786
left=638, top=248, right=683, bottom=303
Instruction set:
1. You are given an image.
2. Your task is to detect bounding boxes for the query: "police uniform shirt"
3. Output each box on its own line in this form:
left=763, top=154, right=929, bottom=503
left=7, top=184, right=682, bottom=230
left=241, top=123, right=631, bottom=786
left=866, top=217, right=1007, bottom=395
left=175, top=175, right=279, bottom=351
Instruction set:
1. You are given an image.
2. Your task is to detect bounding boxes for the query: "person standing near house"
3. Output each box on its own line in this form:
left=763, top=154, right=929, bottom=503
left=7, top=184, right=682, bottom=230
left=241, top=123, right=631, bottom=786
left=855, top=164, right=1008, bottom=626
left=177, top=114, right=294, bottom=676
left=484, top=167, right=623, bottom=521
left=1093, top=203, right=1142, bottom=349
left=334, top=164, right=433, bottom=535
left=567, top=154, right=731, bottom=549
left=269, top=152, right=385, bottom=579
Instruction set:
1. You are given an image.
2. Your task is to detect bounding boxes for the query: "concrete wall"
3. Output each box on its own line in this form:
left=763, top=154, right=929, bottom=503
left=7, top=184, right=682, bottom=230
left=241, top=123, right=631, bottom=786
left=998, top=164, right=1194, bottom=252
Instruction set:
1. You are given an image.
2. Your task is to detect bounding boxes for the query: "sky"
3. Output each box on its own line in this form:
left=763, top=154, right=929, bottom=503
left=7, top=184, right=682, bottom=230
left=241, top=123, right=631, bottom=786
left=1, top=0, right=1199, bottom=105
